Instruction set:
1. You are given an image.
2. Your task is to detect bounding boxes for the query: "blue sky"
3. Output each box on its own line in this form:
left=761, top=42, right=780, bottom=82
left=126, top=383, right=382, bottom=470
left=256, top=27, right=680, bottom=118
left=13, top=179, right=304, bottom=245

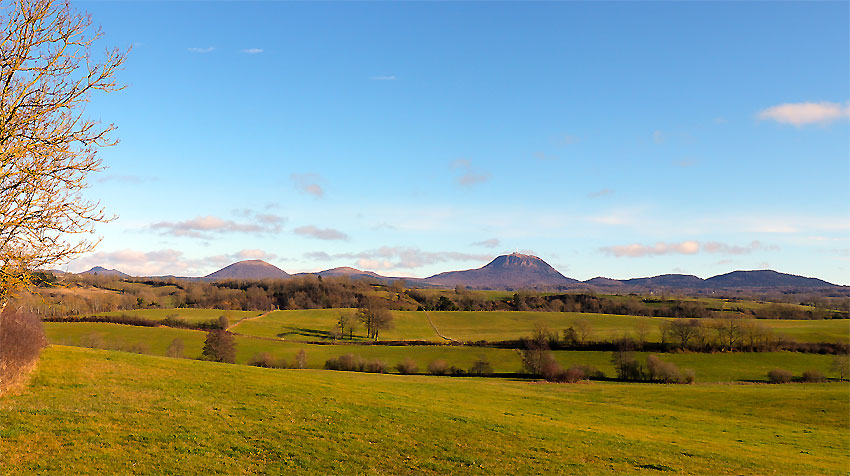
left=67, top=1, right=849, bottom=284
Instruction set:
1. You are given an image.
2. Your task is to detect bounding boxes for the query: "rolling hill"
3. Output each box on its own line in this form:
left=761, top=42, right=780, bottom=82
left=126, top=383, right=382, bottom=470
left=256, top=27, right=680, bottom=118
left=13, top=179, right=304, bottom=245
left=704, top=270, right=836, bottom=288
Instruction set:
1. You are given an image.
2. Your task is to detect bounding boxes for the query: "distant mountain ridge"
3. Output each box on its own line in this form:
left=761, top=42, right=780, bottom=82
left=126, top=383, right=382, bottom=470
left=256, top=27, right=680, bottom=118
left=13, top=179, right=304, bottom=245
left=75, top=255, right=840, bottom=290
left=587, top=270, right=836, bottom=289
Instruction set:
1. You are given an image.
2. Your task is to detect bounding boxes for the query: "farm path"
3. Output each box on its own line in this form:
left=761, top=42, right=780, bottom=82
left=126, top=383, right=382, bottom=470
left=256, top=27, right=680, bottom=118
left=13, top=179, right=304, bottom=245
left=227, top=310, right=275, bottom=331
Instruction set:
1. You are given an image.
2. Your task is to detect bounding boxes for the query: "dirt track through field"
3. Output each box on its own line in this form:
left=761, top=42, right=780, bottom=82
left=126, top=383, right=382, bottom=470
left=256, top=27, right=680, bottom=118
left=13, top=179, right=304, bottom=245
left=422, top=310, right=458, bottom=343
left=227, top=310, right=274, bottom=331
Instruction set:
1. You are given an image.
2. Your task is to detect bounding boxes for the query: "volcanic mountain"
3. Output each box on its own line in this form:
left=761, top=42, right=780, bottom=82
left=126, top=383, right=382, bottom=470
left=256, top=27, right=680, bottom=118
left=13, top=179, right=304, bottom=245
left=317, top=267, right=388, bottom=280
left=704, top=270, right=835, bottom=288
left=81, top=266, right=129, bottom=278
left=204, top=260, right=290, bottom=280
left=424, top=253, right=577, bottom=289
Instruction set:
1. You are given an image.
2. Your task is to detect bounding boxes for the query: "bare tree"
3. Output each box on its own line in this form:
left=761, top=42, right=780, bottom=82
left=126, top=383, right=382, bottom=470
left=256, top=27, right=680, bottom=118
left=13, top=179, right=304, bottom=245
left=358, top=302, right=393, bottom=341
left=0, top=0, right=127, bottom=306
left=635, top=321, right=651, bottom=348
left=664, top=319, right=704, bottom=350
left=574, top=319, right=593, bottom=345
left=337, top=311, right=356, bottom=340
left=831, top=355, right=849, bottom=381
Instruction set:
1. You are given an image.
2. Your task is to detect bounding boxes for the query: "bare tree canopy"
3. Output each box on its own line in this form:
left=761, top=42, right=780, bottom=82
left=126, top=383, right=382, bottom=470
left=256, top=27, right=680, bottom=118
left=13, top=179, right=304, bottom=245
left=0, top=0, right=126, bottom=304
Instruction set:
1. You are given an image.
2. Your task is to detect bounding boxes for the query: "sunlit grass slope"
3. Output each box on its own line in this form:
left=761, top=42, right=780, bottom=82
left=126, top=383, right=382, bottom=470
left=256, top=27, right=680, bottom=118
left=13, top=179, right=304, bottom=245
left=85, top=308, right=263, bottom=324
left=230, top=309, right=850, bottom=344
left=1, top=346, right=847, bottom=475
left=43, top=323, right=841, bottom=382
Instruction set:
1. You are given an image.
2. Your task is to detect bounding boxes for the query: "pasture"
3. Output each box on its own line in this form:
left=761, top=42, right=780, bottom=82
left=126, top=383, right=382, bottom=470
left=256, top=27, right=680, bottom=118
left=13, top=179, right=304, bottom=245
left=42, top=322, right=841, bottom=382
left=229, top=309, right=850, bottom=344
left=1, top=346, right=846, bottom=475
left=86, top=308, right=263, bottom=324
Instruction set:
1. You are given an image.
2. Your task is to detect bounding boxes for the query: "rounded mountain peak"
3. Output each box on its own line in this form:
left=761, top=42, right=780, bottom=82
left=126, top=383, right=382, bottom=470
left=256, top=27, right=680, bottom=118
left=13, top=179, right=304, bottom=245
left=489, top=252, right=545, bottom=267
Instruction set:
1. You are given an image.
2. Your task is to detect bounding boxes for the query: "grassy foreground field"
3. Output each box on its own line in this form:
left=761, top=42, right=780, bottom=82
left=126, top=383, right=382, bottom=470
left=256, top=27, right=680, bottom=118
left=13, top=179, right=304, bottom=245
left=230, top=309, right=850, bottom=344
left=1, top=346, right=847, bottom=475
left=43, top=322, right=841, bottom=382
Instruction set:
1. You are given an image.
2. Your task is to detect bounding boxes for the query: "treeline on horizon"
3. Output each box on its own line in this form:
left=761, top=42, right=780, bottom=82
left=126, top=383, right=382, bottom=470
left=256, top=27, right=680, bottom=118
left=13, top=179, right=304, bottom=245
left=15, top=272, right=850, bottom=320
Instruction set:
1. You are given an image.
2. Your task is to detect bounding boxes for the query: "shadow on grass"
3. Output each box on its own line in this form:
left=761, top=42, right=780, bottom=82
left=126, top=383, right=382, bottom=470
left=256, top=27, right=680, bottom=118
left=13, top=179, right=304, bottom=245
left=277, top=326, right=335, bottom=340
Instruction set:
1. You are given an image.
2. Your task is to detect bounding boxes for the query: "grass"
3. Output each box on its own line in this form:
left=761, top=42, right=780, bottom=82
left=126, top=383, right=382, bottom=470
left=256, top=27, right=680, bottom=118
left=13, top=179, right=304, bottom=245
left=43, top=322, right=843, bottom=382
left=1, top=346, right=847, bottom=475
left=229, top=309, right=850, bottom=344
left=85, top=308, right=264, bottom=324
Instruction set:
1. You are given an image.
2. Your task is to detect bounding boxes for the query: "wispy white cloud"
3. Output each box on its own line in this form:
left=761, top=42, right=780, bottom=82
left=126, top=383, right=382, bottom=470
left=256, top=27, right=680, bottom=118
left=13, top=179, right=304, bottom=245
left=305, top=246, right=491, bottom=271
left=703, top=241, right=779, bottom=255
left=602, top=240, right=699, bottom=257
left=371, top=75, right=396, bottom=81
left=450, top=159, right=491, bottom=187
left=562, top=134, right=580, bottom=145
left=758, top=101, right=850, bottom=126
left=653, top=130, right=664, bottom=144
left=601, top=240, right=777, bottom=258
left=291, top=173, right=324, bottom=198
left=294, top=225, right=349, bottom=241
left=234, top=249, right=277, bottom=261
left=187, top=47, right=215, bottom=54
left=67, top=248, right=281, bottom=276
left=150, top=214, right=284, bottom=239
left=587, top=188, right=613, bottom=198
left=471, top=238, right=500, bottom=248
left=241, top=48, right=264, bottom=54
left=534, top=152, right=558, bottom=161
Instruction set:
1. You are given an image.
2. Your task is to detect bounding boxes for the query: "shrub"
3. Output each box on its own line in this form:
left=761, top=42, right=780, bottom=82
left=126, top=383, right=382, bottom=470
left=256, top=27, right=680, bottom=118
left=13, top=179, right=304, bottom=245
left=166, top=338, right=184, bottom=358
left=468, top=357, right=493, bottom=376
left=201, top=330, right=236, bottom=363
left=541, top=354, right=567, bottom=382
left=767, top=368, right=793, bottom=383
left=564, top=366, right=586, bottom=383
left=325, top=353, right=365, bottom=372
left=802, top=369, right=825, bottom=383
left=683, top=368, right=696, bottom=384
left=448, top=366, right=467, bottom=376
left=365, top=359, right=388, bottom=373
left=611, top=351, right=644, bottom=381
left=0, top=308, right=47, bottom=394
left=647, top=354, right=684, bottom=383
left=396, top=358, right=418, bottom=375
left=294, top=349, right=307, bottom=369
left=427, top=359, right=449, bottom=375
left=127, top=342, right=150, bottom=354
left=248, top=352, right=276, bottom=368
left=573, top=365, right=605, bottom=380
left=831, top=354, right=849, bottom=380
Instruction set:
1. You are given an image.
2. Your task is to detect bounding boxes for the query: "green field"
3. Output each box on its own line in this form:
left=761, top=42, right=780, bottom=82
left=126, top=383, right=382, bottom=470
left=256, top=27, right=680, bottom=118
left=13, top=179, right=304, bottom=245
left=1, top=346, right=846, bottom=475
left=86, top=308, right=264, bottom=324
left=229, top=309, right=850, bottom=344
left=43, top=322, right=842, bottom=382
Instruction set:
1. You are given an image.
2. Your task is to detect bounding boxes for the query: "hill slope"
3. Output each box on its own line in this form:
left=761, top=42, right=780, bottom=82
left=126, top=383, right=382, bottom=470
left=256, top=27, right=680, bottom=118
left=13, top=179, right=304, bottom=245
left=705, top=270, right=835, bottom=288
left=205, top=260, right=290, bottom=280
left=425, top=253, right=577, bottom=289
